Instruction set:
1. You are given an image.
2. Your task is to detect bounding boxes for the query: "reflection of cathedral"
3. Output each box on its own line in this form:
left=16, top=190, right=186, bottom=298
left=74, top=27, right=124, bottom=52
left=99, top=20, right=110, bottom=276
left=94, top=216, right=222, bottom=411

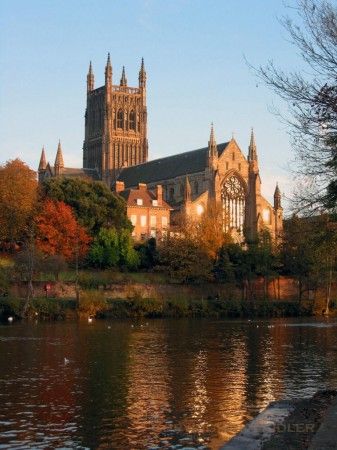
left=37, top=55, right=283, bottom=241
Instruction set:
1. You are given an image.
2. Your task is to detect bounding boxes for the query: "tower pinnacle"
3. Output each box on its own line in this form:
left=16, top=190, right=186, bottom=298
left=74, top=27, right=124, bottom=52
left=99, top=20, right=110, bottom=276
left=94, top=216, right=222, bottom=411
left=54, top=140, right=64, bottom=170
left=105, top=53, right=112, bottom=84
left=87, top=61, right=94, bottom=92
left=120, top=66, right=127, bottom=86
left=139, top=57, right=146, bottom=88
left=274, top=182, right=282, bottom=209
left=248, top=128, right=258, bottom=162
left=38, top=146, right=47, bottom=171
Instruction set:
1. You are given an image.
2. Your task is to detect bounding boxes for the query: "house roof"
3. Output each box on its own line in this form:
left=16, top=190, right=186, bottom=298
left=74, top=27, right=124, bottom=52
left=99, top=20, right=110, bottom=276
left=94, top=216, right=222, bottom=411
left=120, top=188, right=172, bottom=209
left=117, top=142, right=229, bottom=187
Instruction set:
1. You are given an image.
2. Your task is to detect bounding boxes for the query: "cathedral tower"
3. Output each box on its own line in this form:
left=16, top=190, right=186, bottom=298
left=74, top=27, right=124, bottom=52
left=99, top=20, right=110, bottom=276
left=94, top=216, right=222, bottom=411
left=83, top=55, right=148, bottom=186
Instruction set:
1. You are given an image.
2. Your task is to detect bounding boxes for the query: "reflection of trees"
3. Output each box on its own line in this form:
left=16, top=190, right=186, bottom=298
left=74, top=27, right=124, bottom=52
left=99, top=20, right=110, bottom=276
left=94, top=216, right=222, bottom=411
left=79, top=323, right=131, bottom=449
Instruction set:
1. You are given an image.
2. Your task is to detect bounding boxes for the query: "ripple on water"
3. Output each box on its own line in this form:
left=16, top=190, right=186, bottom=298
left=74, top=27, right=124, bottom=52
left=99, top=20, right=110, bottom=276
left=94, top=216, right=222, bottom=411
left=0, top=318, right=337, bottom=449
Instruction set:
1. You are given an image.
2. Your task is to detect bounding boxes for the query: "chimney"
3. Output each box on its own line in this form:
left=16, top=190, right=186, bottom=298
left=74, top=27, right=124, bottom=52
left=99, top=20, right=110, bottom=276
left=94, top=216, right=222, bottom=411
left=156, top=185, right=163, bottom=205
left=115, top=181, right=125, bottom=193
left=138, top=182, right=147, bottom=190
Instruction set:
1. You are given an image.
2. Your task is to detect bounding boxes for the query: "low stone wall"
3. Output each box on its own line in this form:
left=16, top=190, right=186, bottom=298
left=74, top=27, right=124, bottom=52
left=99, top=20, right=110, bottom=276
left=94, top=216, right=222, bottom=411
left=9, top=277, right=337, bottom=306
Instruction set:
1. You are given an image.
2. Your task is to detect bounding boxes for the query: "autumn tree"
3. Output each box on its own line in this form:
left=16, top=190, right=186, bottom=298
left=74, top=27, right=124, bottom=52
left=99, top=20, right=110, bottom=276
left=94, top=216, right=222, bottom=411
left=175, top=201, right=231, bottom=259
left=0, top=159, right=37, bottom=245
left=41, top=177, right=131, bottom=235
left=36, top=199, right=91, bottom=262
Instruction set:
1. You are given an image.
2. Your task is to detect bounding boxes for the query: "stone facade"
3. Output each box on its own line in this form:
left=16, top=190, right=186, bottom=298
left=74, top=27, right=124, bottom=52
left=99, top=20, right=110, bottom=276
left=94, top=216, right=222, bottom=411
left=117, top=126, right=283, bottom=241
left=83, top=55, right=148, bottom=186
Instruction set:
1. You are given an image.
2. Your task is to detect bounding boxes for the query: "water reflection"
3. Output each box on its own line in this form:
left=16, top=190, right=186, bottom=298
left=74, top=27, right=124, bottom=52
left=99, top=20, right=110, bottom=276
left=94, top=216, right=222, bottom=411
left=0, top=318, right=337, bottom=449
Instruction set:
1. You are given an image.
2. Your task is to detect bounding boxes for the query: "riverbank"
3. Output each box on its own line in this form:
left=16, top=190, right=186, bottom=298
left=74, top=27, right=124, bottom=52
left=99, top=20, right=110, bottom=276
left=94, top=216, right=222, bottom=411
left=0, top=294, right=314, bottom=321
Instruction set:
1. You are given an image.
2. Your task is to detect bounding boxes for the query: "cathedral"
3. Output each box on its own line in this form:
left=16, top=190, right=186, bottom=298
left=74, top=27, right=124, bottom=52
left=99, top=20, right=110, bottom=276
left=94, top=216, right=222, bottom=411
left=38, top=55, right=283, bottom=241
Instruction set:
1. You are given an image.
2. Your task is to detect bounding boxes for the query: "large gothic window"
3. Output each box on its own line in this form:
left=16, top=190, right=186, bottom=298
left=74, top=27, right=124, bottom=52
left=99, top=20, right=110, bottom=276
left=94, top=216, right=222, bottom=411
left=117, top=109, right=124, bottom=129
left=222, top=175, right=246, bottom=232
left=129, top=110, right=136, bottom=130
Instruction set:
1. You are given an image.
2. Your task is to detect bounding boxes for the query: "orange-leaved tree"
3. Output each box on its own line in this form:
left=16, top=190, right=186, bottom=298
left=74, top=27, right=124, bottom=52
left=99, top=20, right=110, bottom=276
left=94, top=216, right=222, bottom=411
left=0, top=159, right=38, bottom=244
left=36, top=199, right=91, bottom=262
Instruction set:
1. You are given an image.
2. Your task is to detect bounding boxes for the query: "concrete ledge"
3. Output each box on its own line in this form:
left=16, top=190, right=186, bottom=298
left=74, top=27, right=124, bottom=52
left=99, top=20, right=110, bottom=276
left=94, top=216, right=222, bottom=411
left=309, top=395, right=337, bottom=450
left=220, top=400, right=295, bottom=449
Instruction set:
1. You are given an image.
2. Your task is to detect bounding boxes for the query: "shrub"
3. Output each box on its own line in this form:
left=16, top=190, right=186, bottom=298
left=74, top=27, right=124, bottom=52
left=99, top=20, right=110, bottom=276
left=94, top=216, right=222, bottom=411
left=78, top=290, right=107, bottom=317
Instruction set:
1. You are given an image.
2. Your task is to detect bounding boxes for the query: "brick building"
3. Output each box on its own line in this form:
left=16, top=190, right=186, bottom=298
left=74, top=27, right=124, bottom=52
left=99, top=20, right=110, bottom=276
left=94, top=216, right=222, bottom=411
left=116, top=181, right=171, bottom=240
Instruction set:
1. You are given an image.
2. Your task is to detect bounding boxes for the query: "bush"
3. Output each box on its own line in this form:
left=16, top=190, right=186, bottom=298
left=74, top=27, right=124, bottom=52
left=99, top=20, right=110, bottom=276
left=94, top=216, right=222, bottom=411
left=78, top=290, right=107, bottom=317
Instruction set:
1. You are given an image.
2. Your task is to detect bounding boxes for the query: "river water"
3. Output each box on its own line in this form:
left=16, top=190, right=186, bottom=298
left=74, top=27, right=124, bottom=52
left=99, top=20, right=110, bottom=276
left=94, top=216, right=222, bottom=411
left=0, top=318, right=337, bottom=449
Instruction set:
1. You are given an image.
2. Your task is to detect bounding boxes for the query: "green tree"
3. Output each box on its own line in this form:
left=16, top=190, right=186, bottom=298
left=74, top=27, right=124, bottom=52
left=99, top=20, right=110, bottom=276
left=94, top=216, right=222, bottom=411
left=118, top=228, right=140, bottom=270
left=134, top=238, right=159, bottom=270
left=41, top=177, right=131, bottom=235
left=88, top=227, right=139, bottom=270
left=158, top=236, right=213, bottom=283
left=89, top=228, right=120, bottom=268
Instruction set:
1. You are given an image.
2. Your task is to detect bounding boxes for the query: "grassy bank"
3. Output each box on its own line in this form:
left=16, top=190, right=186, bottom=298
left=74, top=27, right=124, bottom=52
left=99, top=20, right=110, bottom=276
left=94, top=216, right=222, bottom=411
left=0, top=293, right=313, bottom=321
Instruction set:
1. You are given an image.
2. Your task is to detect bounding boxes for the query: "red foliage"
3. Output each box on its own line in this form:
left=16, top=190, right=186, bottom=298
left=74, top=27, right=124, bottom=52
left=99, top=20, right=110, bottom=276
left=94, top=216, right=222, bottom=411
left=36, top=200, right=91, bottom=262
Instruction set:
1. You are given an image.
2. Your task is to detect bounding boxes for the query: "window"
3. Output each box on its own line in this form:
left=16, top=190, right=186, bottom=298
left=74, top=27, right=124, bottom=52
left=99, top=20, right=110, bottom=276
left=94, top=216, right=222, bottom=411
left=140, top=215, right=147, bottom=227
left=169, top=187, right=174, bottom=201
left=152, top=199, right=158, bottom=206
left=222, top=175, right=246, bottom=233
left=129, top=110, right=136, bottom=130
left=150, top=215, right=157, bottom=227
left=136, top=198, right=143, bottom=206
left=194, top=181, right=199, bottom=194
left=232, top=152, right=235, bottom=161
left=117, top=109, right=124, bottom=129
left=162, top=216, right=168, bottom=228
left=238, top=163, right=241, bottom=171
left=226, top=162, right=229, bottom=170
left=130, top=214, right=137, bottom=226
left=150, top=229, right=156, bottom=238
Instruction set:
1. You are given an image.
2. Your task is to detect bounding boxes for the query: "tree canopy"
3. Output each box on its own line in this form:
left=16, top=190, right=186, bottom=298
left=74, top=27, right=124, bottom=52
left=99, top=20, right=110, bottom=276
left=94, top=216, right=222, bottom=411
left=0, top=159, right=37, bottom=244
left=36, top=199, right=91, bottom=262
left=41, top=177, right=131, bottom=235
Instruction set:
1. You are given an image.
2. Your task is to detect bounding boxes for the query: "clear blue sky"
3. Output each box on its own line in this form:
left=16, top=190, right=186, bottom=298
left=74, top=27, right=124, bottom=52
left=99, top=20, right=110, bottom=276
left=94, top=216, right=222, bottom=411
left=0, top=0, right=303, bottom=208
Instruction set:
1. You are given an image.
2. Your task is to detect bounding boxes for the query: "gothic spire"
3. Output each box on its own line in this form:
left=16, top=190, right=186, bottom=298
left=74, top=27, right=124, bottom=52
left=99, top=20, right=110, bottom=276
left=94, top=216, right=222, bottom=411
left=208, top=123, right=218, bottom=169
left=120, top=66, right=127, bottom=86
left=38, top=146, right=47, bottom=171
left=105, top=53, right=112, bottom=83
left=248, top=128, right=258, bottom=162
left=54, top=140, right=64, bottom=169
left=274, top=182, right=282, bottom=209
left=184, top=175, right=191, bottom=203
left=87, top=61, right=94, bottom=92
left=139, top=57, right=146, bottom=88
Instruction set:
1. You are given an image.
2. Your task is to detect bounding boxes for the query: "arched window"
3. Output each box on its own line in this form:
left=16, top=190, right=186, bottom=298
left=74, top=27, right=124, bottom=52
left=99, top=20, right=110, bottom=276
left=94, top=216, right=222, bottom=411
left=129, top=110, right=136, bottom=130
left=117, top=109, right=124, bottom=129
left=194, top=181, right=199, bottom=194
left=222, top=175, right=246, bottom=232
